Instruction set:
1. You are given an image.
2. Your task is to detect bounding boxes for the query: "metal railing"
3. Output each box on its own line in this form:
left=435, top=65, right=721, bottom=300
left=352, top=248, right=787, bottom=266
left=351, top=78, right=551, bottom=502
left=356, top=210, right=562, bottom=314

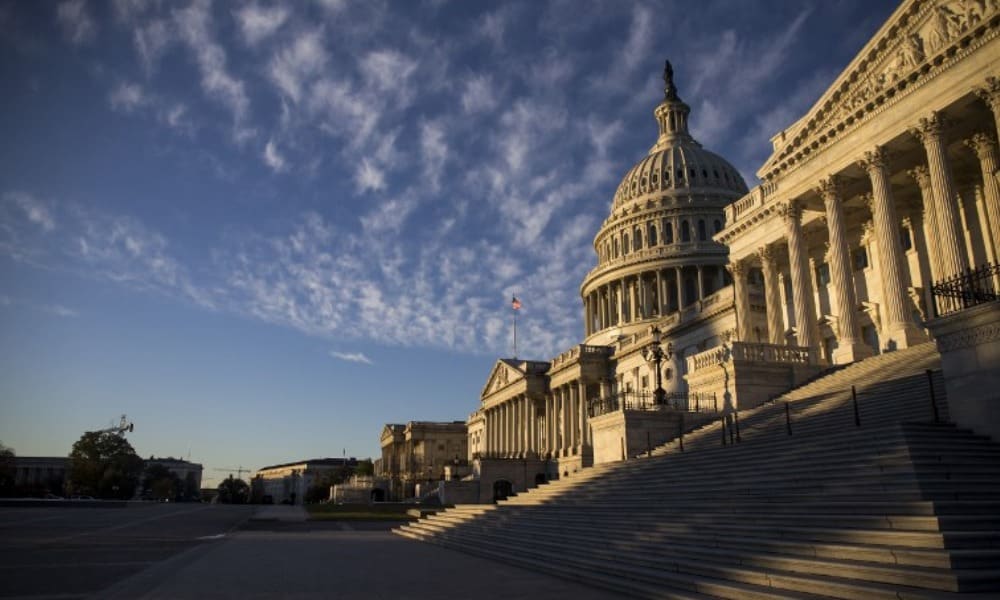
left=930, top=262, right=999, bottom=317
left=588, top=390, right=719, bottom=418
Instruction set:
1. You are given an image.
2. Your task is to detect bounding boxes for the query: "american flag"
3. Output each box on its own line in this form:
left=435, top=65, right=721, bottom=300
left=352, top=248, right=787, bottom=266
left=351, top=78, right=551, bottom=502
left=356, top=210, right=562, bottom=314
left=511, top=296, right=522, bottom=310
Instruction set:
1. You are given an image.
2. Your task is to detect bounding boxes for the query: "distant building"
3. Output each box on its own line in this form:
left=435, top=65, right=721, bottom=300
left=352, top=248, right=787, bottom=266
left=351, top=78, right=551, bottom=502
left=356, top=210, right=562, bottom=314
left=379, top=421, right=468, bottom=500
left=144, top=457, right=203, bottom=499
left=12, top=457, right=69, bottom=496
left=251, top=458, right=360, bottom=505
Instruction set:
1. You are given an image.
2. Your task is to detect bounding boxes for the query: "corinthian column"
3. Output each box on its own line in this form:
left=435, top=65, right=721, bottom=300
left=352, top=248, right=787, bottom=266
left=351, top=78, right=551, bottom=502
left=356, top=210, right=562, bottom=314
left=965, top=133, right=1000, bottom=259
left=908, top=166, right=943, bottom=284
left=975, top=77, right=1000, bottom=139
left=729, top=259, right=751, bottom=342
left=817, top=176, right=872, bottom=363
left=910, top=113, right=967, bottom=278
left=858, top=147, right=925, bottom=349
left=757, top=245, right=785, bottom=345
left=779, top=201, right=820, bottom=353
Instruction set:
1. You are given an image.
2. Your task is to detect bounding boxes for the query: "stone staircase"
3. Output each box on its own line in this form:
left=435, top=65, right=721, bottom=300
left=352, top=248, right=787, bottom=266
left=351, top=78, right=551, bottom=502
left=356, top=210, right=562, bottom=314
left=396, top=343, right=1000, bottom=599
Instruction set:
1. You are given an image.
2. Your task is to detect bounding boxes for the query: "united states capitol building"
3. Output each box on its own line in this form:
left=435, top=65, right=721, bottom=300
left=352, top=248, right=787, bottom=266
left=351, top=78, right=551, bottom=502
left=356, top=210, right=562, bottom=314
left=448, top=0, right=1000, bottom=504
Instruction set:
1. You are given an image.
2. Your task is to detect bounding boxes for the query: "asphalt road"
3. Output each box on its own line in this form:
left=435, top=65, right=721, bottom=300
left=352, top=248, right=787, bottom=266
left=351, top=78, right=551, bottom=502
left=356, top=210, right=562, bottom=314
left=0, top=503, right=253, bottom=599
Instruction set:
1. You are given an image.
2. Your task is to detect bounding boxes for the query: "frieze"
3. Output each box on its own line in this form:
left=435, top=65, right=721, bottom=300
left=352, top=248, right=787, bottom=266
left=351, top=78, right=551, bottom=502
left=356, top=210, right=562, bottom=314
left=935, top=320, right=1000, bottom=351
left=762, top=0, right=999, bottom=180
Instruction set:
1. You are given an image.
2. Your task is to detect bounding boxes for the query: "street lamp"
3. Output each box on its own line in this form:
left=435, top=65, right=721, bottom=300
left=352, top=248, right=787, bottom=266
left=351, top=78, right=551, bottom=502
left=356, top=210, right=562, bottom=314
left=642, top=326, right=674, bottom=406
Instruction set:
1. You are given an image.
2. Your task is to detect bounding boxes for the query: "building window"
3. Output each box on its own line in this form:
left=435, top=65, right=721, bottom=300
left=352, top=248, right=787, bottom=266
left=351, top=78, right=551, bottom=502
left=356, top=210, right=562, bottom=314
left=853, top=247, right=868, bottom=270
left=900, top=226, right=912, bottom=251
left=614, top=239, right=620, bottom=258
left=816, top=263, right=831, bottom=286
left=681, top=221, right=690, bottom=242
left=713, top=219, right=722, bottom=233
left=698, top=220, right=707, bottom=241
left=664, top=223, right=673, bottom=244
left=649, top=224, right=658, bottom=246
left=634, top=228, right=642, bottom=251
left=641, top=375, right=649, bottom=389
left=623, top=233, right=630, bottom=254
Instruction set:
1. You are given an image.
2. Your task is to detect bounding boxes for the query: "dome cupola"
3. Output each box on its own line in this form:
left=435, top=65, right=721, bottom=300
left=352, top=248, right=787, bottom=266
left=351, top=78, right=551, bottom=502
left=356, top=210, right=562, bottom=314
left=580, top=61, right=748, bottom=344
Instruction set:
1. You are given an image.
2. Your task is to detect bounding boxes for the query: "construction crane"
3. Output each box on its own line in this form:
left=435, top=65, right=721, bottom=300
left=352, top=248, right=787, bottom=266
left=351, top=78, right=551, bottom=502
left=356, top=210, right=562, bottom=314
left=94, top=414, right=134, bottom=437
left=213, top=466, right=252, bottom=479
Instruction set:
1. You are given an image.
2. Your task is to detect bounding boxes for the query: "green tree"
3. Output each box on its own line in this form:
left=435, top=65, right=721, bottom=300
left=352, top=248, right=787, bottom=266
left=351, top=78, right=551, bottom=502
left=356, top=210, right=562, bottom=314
left=142, top=464, right=180, bottom=501
left=68, top=432, right=144, bottom=499
left=355, top=459, right=374, bottom=477
left=0, top=441, right=14, bottom=496
left=217, top=476, right=249, bottom=504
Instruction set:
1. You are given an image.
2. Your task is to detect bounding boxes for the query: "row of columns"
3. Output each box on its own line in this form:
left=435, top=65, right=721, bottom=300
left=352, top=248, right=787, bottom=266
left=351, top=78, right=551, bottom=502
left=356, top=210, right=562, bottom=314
left=584, top=265, right=726, bottom=335
left=482, top=382, right=592, bottom=459
left=599, top=215, right=719, bottom=263
left=728, top=92, right=1000, bottom=358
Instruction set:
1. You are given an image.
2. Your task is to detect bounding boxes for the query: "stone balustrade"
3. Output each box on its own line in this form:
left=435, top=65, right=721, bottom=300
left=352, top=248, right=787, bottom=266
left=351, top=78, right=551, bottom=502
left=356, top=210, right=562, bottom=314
left=687, top=341, right=815, bottom=374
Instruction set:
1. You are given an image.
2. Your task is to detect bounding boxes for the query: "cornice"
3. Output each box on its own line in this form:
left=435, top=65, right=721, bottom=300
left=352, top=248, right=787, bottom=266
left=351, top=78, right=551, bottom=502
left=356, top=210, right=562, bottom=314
left=760, top=0, right=999, bottom=182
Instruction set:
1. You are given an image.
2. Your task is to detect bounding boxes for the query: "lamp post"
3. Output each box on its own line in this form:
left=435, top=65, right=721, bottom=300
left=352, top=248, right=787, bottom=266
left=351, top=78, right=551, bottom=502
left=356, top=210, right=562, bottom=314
left=643, top=326, right=673, bottom=406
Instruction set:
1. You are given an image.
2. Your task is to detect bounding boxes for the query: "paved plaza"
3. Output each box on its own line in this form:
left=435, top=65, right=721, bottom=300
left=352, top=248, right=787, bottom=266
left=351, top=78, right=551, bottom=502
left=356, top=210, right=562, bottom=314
left=0, top=504, right=623, bottom=599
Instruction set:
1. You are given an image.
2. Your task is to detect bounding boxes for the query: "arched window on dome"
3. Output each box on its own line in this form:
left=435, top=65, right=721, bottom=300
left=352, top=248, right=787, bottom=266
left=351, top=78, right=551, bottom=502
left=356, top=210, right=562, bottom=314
left=664, top=222, right=674, bottom=244
left=634, top=228, right=643, bottom=252
left=623, top=233, right=630, bottom=255
left=649, top=224, right=658, bottom=246
left=698, top=220, right=707, bottom=241
left=681, top=220, right=690, bottom=242
left=614, top=238, right=620, bottom=258
left=714, top=219, right=722, bottom=234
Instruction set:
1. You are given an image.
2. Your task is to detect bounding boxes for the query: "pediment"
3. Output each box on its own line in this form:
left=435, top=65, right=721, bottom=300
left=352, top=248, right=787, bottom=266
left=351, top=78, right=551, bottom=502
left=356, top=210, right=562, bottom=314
left=480, top=360, right=523, bottom=399
left=761, top=0, right=997, bottom=178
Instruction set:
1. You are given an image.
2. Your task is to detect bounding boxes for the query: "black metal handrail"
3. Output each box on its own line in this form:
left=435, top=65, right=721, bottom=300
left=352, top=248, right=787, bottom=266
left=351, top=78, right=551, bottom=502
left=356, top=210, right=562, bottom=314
left=930, top=262, right=999, bottom=317
left=588, top=390, right=718, bottom=418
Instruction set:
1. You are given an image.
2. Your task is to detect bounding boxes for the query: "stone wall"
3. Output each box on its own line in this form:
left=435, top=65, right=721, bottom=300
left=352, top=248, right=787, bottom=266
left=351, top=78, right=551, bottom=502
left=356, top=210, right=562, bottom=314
left=927, top=302, right=1000, bottom=442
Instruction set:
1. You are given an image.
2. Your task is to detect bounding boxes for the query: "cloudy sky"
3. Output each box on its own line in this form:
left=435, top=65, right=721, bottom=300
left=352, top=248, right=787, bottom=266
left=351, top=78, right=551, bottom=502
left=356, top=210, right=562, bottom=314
left=0, top=0, right=897, bottom=486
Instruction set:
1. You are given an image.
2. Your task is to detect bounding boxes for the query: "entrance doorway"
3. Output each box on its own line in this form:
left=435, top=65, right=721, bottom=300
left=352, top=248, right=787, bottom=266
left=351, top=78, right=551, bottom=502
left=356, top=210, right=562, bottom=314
left=492, top=479, right=514, bottom=502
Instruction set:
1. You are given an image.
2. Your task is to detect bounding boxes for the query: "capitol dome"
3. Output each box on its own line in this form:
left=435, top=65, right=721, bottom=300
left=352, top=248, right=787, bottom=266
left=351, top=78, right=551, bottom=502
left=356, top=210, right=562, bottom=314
left=581, top=61, right=748, bottom=344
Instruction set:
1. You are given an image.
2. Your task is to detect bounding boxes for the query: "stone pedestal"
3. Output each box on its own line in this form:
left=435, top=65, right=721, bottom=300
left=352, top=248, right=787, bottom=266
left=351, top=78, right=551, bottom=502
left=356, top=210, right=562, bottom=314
left=927, top=302, right=1000, bottom=442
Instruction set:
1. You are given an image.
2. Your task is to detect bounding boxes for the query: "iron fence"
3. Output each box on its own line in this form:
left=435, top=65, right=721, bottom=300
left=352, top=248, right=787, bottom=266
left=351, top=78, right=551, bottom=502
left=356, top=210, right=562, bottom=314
left=930, top=262, right=999, bottom=317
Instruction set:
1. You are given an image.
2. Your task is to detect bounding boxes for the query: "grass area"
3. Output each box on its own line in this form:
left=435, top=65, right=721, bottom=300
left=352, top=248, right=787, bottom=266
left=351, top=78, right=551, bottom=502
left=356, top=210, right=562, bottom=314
left=304, top=503, right=419, bottom=521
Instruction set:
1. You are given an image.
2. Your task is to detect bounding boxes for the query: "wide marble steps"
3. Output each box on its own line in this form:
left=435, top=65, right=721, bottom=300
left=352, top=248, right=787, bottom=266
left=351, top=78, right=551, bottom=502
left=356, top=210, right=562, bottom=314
left=396, top=343, right=1000, bottom=599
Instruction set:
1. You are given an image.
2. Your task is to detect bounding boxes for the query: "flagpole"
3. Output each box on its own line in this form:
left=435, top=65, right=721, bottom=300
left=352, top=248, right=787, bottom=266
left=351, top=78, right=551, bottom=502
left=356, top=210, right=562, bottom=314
left=511, top=296, right=521, bottom=358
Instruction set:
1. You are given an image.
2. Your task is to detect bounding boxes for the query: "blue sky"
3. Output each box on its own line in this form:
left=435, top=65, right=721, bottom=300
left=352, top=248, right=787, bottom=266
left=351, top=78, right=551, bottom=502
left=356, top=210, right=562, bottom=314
left=0, top=0, right=898, bottom=487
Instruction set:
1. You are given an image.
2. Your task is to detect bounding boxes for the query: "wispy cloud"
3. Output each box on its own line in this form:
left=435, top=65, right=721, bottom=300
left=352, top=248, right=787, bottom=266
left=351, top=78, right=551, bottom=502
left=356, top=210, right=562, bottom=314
left=56, top=0, right=97, bottom=45
left=330, top=351, right=373, bottom=365
left=233, top=4, right=289, bottom=46
left=43, top=304, right=79, bottom=318
left=263, top=139, right=286, bottom=172
left=173, top=0, right=254, bottom=143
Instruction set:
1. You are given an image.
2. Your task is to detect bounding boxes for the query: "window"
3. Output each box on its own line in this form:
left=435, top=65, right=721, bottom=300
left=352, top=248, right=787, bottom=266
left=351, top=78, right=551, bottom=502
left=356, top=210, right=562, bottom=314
left=900, top=226, right=912, bottom=252
left=816, top=263, right=831, bottom=286
left=714, top=219, right=722, bottom=233
left=681, top=221, right=690, bottom=242
left=623, top=233, right=630, bottom=254
left=614, top=238, right=620, bottom=258
left=853, top=247, right=868, bottom=270
left=649, top=224, right=658, bottom=246
left=664, top=223, right=674, bottom=243
left=641, top=375, right=649, bottom=389
left=698, top=220, right=707, bottom=241
left=634, top=228, right=643, bottom=251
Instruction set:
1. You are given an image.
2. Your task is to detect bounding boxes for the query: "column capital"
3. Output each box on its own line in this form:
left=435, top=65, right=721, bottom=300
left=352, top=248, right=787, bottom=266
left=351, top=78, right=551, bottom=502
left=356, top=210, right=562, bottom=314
left=727, top=259, right=747, bottom=278
left=815, top=175, right=844, bottom=203
left=859, top=192, right=875, bottom=212
left=907, top=164, right=932, bottom=190
left=857, top=145, right=889, bottom=176
left=964, top=132, right=998, bottom=160
left=909, top=111, right=947, bottom=145
left=974, top=76, right=1000, bottom=111
left=777, top=200, right=802, bottom=224
left=756, top=244, right=776, bottom=267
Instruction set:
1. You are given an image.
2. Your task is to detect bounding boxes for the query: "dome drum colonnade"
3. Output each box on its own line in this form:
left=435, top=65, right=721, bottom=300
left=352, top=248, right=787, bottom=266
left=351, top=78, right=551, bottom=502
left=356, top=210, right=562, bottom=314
left=714, top=0, right=1000, bottom=368
left=581, top=62, right=747, bottom=345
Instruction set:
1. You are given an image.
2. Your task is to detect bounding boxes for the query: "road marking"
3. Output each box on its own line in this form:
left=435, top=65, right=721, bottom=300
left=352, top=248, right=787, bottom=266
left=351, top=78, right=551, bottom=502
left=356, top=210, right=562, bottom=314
left=196, top=533, right=226, bottom=540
